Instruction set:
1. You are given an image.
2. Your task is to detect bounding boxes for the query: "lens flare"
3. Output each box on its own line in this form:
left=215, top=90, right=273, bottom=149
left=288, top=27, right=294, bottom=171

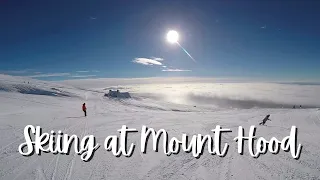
left=176, top=42, right=196, bottom=62
left=166, top=30, right=196, bottom=62
left=167, top=30, right=197, bottom=62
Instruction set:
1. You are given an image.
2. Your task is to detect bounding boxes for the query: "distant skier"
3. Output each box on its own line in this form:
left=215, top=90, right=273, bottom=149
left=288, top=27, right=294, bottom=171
left=259, top=114, right=271, bottom=125
left=82, top=103, right=87, bottom=117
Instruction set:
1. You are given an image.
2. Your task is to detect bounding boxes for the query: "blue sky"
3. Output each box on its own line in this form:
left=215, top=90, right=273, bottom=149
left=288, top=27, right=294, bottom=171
left=1, top=0, right=319, bottom=81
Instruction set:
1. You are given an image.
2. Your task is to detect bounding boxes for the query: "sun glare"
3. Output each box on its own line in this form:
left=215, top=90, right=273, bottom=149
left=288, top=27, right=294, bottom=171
left=167, top=30, right=179, bottom=43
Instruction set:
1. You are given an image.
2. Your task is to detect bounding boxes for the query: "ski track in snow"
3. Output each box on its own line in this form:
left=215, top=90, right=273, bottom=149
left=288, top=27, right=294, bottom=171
left=1, top=75, right=320, bottom=180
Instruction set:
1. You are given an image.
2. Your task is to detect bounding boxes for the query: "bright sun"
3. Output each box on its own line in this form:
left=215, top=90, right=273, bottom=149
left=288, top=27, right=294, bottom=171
left=167, top=30, right=179, bottom=43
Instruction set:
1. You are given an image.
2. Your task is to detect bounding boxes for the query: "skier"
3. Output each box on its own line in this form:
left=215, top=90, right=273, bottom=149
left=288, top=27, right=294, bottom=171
left=82, top=103, right=87, bottom=117
left=259, top=114, right=271, bottom=125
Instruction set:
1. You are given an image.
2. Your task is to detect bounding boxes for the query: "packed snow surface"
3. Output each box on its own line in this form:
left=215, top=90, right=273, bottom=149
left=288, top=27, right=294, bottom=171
left=1, top=74, right=320, bottom=180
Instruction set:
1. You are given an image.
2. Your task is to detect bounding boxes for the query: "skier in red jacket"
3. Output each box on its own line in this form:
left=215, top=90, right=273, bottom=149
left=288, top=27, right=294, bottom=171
left=82, top=103, right=87, bottom=117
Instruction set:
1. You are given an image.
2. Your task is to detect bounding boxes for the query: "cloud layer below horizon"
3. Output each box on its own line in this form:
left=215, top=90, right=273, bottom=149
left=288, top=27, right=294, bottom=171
left=61, top=77, right=320, bottom=108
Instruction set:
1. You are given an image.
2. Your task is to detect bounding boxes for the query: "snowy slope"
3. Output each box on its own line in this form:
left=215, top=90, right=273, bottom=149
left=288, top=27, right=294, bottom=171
left=0, top=74, right=88, bottom=98
left=0, top=75, right=320, bottom=180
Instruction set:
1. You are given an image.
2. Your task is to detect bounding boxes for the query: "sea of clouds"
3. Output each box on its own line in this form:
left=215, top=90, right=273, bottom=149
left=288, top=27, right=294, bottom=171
left=62, top=77, right=320, bottom=109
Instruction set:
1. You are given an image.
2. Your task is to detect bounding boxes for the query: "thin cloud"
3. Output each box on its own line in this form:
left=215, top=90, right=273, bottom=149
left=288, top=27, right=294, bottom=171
left=76, top=71, right=90, bottom=73
left=2, top=69, right=33, bottom=74
left=132, top=57, right=163, bottom=66
left=9, top=70, right=29, bottom=74
left=77, top=70, right=100, bottom=73
left=151, top=57, right=164, bottom=61
left=162, top=66, right=167, bottom=68
left=29, top=73, right=70, bottom=78
left=261, top=25, right=266, bottom=29
left=71, top=75, right=97, bottom=78
left=162, top=68, right=191, bottom=72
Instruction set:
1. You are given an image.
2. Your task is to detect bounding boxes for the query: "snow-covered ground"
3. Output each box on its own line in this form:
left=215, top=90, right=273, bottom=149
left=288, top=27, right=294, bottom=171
left=1, top=74, right=320, bottom=180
